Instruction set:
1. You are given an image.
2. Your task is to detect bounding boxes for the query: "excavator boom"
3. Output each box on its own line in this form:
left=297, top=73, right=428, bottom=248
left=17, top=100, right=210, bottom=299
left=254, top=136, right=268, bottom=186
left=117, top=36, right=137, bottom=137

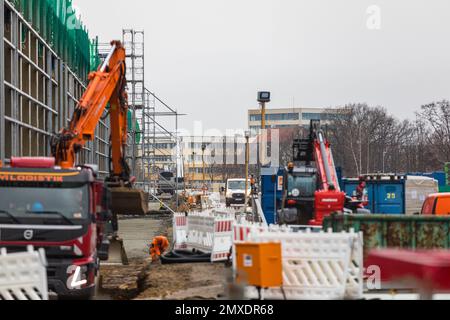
left=309, top=121, right=346, bottom=225
left=51, top=41, right=148, bottom=216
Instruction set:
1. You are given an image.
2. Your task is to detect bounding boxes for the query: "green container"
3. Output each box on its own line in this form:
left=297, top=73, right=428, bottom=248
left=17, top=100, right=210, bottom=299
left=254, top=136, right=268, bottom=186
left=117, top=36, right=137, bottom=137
left=323, top=214, right=450, bottom=260
left=440, top=186, right=450, bottom=193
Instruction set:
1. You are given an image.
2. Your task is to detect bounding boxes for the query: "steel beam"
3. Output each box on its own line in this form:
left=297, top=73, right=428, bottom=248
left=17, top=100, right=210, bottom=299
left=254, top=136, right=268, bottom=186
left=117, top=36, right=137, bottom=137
left=0, top=0, right=5, bottom=160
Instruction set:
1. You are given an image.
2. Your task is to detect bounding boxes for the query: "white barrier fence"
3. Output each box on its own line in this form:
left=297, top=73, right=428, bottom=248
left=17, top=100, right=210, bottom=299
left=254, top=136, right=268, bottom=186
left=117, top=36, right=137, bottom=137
left=173, top=211, right=235, bottom=262
left=234, top=223, right=364, bottom=300
left=173, top=213, right=188, bottom=250
left=211, top=216, right=234, bottom=262
left=0, top=246, right=49, bottom=301
left=186, top=213, right=216, bottom=253
left=173, top=212, right=364, bottom=299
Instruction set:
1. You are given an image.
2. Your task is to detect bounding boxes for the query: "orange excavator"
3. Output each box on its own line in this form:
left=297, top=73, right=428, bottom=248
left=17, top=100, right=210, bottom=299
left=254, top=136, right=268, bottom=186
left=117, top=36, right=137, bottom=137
left=50, top=40, right=149, bottom=263
left=0, top=41, right=148, bottom=298
left=51, top=40, right=148, bottom=218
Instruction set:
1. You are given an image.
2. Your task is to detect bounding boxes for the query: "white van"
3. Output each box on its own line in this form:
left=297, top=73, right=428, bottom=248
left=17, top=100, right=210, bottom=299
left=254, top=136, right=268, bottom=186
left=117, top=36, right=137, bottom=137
left=225, top=178, right=251, bottom=207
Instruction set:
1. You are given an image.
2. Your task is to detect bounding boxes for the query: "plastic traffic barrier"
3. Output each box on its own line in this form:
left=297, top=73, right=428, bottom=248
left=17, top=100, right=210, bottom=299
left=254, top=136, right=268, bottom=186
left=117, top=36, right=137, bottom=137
left=0, top=246, right=48, bottom=300
left=172, top=212, right=235, bottom=263
left=173, top=213, right=188, bottom=250
left=211, top=216, right=234, bottom=262
left=186, top=213, right=216, bottom=253
left=233, top=223, right=364, bottom=300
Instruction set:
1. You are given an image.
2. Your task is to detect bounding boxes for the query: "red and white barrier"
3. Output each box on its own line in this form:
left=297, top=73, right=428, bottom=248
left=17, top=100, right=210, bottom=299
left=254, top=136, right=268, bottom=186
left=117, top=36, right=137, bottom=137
left=211, top=216, right=234, bottom=262
left=186, top=213, right=216, bottom=253
left=173, top=213, right=188, bottom=250
left=233, top=221, right=275, bottom=242
left=173, top=212, right=235, bottom=262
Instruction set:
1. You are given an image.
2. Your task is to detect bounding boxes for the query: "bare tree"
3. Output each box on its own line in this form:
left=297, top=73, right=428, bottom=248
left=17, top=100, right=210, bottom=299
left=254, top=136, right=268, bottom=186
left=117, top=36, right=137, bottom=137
left=326, top=104, right=431, bottom=177
left=417, top=101, right=450, bottom=165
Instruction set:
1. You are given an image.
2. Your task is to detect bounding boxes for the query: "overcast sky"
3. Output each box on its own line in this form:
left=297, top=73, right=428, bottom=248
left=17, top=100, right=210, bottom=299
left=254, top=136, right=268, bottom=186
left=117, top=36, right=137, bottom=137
left=74, top=0, right=450, bottom=132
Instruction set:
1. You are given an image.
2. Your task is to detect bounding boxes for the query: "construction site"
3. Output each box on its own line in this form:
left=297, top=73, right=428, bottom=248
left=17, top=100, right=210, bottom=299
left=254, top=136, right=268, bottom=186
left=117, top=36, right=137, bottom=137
left=1, top=0, right=450, bottom=307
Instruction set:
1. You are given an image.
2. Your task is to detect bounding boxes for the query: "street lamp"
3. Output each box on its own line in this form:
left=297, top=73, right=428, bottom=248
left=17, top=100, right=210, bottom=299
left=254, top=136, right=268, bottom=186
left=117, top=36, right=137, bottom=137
left=201, top=143, right=207, bottom=194
left=191, top=151, right=196, bottom=188
left=257, top=91, right=271, bottom=130
left=257, top=92, right=271, bottom=178
left=244, top=131, right=251, bottom=212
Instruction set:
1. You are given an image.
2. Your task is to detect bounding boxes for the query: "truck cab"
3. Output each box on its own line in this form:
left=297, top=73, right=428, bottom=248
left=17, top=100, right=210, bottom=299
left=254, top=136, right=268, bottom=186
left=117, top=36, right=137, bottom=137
left=280, top=166, right=318, bottom=225
left=225, top=178, right=251, bottom=207
left=421, top=193, right=450, bottom=216
left=0, top=157, right=110, bottom=299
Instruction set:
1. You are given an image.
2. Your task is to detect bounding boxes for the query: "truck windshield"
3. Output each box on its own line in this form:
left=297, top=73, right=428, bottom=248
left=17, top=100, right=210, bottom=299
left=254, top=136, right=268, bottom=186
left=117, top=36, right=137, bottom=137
left=0, top=185, right=89, bottom=220
left=228, top=181, right=250, bottom=190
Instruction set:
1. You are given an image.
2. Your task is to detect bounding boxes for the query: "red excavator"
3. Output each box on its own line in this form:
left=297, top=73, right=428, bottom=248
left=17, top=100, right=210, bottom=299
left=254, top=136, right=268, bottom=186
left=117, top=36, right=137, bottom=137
left=0, top=41, right=147, bottom=299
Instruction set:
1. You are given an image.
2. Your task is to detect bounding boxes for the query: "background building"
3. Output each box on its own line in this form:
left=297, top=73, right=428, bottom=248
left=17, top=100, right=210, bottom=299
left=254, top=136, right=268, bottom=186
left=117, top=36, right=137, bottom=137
left=180, top=135, right=248, bottom=190
left=248, top=107, right=338, bottom=133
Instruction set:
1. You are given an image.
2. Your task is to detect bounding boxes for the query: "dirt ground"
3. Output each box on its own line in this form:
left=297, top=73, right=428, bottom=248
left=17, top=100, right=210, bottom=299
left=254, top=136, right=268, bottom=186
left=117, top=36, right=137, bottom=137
left=98, top=213, right=171, bottom=300
left=136, top=263, right=229, bottom=300
left=98, top=210, right=229, bottom=300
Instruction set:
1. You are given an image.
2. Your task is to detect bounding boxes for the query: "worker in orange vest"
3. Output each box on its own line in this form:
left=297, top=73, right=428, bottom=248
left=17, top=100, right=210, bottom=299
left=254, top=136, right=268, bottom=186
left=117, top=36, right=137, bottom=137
left=150, top=236, right=170, bottom=261
left=250, top=175, right=257, bottom=195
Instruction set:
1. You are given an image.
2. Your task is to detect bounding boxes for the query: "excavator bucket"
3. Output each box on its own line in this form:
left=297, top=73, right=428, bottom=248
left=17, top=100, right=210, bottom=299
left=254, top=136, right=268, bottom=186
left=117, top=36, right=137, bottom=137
left=110, top=187, right=149, bottom=215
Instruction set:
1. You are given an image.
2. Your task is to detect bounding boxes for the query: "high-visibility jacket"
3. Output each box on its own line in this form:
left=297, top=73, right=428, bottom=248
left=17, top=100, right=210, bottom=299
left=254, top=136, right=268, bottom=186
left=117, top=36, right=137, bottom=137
left=150, top=236, right=170, bottom=260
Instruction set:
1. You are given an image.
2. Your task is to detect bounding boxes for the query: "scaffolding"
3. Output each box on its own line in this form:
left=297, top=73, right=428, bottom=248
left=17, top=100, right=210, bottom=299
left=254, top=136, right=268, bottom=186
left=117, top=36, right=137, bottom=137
left=119, top=29, right=182, bottom=196
left=0, top=0, right=110, bottom=175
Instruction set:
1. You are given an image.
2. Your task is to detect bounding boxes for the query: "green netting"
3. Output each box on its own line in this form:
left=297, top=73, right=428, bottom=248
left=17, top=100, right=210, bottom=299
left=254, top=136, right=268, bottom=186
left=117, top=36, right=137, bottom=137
left=10, top=0, right=99, bottom=81
left=90, top=36, right=101, bottom=71
left=127, top=110, right=141, bottom=144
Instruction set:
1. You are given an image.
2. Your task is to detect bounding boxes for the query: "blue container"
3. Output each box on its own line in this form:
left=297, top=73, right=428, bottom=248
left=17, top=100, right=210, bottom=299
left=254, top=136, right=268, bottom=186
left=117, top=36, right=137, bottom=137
left=343, top=179, right=405, bottom=214
left=336, top=167, right=344, bottom=191
left=261, top=167, right=285, bottom=224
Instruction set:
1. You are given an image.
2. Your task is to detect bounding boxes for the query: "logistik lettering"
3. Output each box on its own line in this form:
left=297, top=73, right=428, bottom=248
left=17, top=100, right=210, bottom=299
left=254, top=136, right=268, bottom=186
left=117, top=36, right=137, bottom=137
left=0, top=174, right=64, bottom=183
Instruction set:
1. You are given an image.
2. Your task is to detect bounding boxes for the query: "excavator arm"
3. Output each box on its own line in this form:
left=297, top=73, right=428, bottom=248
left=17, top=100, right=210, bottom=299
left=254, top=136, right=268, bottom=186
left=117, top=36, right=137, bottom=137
left=313, top=130, right=341, bottom=192
left=51, top=41, right=130, bottom=180
left=51, top=41, right=148, bottom=218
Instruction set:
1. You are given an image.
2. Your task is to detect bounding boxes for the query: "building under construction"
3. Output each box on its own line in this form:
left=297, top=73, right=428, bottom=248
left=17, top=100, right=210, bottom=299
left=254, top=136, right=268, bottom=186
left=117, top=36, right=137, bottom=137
left=0, top=0, right=180, bottom=190
left=0, top=0, right=109, bottom=171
